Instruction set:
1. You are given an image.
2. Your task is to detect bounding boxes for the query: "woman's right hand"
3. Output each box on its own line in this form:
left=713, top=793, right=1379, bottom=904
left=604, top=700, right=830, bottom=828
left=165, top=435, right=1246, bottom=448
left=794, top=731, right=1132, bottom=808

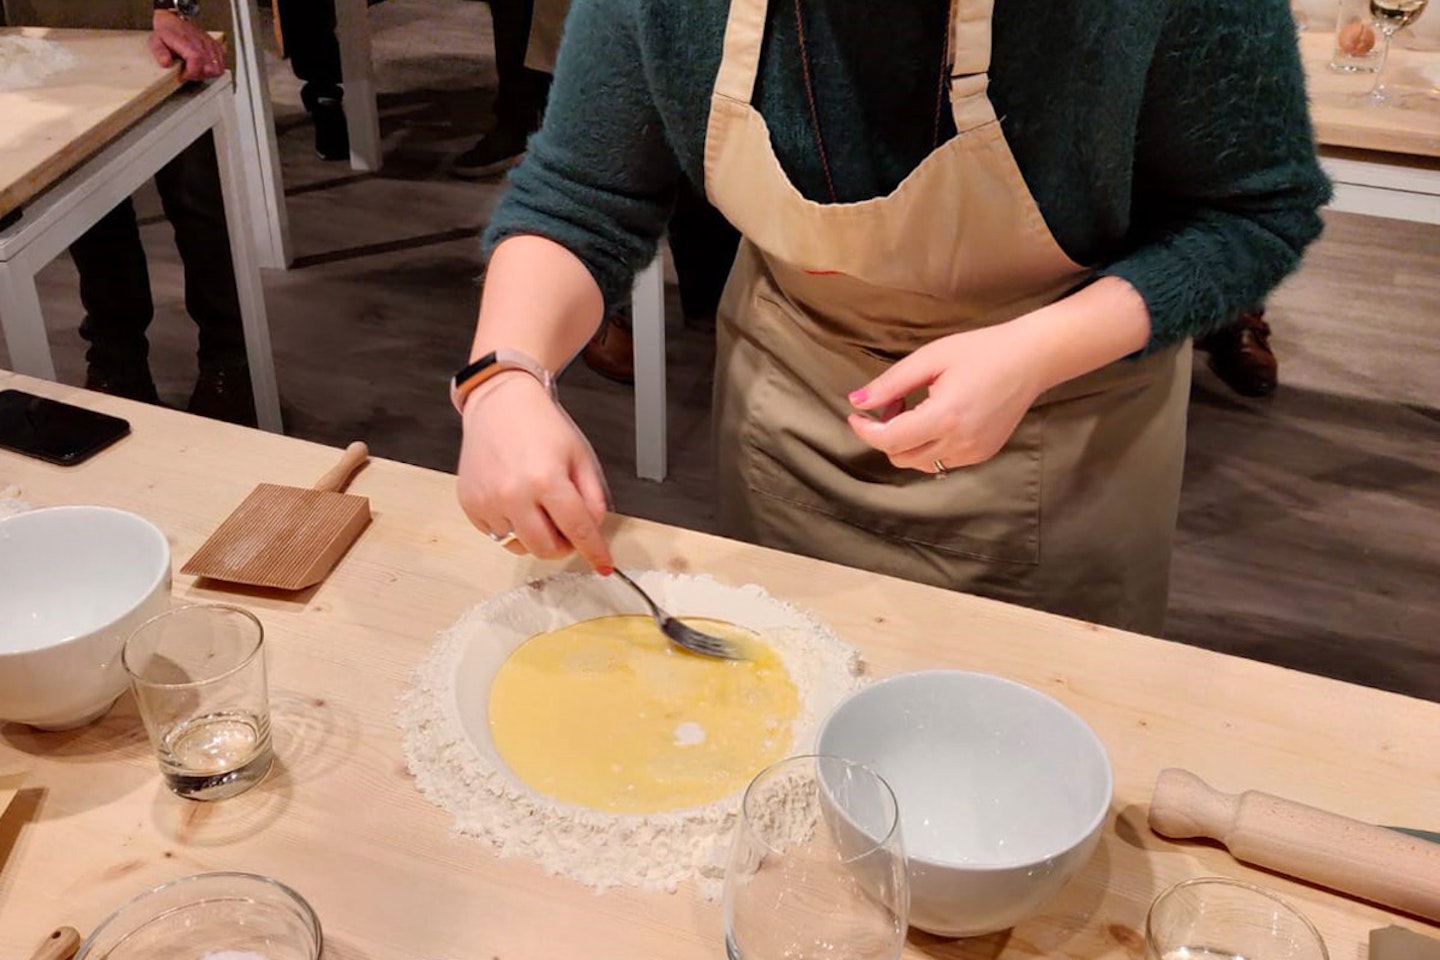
left=457, top=372, right=614, bottom=574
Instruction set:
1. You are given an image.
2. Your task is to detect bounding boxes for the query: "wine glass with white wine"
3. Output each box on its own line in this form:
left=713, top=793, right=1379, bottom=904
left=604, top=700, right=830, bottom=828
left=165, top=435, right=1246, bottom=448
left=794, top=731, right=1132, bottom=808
left=1366, top=0, right=1430, bottom=105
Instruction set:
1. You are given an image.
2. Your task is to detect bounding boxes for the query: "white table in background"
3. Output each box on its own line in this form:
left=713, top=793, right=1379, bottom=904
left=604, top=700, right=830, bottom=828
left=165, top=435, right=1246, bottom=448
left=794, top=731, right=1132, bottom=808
left=230, top=0, right=381, bottom=270
left=1302, top=31, right=1440, bottom=223
left=0, top=28, right=283, bottom=432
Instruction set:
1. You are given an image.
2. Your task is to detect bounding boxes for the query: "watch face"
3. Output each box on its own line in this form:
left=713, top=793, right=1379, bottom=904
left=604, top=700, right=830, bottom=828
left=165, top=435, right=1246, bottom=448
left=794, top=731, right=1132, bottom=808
left=177, top=0, right=200, bottom=16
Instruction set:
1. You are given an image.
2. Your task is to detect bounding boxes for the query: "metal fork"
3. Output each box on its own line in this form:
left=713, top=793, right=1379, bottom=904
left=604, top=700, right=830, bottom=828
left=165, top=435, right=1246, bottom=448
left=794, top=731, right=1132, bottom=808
left=611, top=569, right=746, bottom=660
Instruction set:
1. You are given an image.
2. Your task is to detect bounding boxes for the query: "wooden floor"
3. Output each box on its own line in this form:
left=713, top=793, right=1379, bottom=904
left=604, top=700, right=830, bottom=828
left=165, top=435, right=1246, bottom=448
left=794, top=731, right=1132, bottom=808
left=4, top=0, right=1438, bottom=701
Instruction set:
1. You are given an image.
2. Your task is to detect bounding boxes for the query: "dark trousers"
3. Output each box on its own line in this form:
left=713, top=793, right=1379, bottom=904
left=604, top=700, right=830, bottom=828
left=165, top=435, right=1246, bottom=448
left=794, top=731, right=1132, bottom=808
left=69, top=133, right=246, bottom=377
left=669, top=179, right=741, bottom=321
left=277, top=0, right=343, bottom=107
left=488, top=0, right=550, bottom=131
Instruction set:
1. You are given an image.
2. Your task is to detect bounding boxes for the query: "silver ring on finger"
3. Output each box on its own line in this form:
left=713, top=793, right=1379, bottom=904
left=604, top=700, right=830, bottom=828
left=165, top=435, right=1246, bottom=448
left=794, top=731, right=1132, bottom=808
left=933, top=458, right=949, bottom=479
left=486, top=529, right=519, bottom=548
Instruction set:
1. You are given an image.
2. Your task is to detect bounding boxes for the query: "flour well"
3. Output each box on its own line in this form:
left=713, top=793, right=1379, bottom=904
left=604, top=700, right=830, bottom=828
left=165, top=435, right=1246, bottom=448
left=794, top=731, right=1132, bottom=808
left=399, top=572, right=864, bottom=896
left=0, top=36, right=79, bottom=91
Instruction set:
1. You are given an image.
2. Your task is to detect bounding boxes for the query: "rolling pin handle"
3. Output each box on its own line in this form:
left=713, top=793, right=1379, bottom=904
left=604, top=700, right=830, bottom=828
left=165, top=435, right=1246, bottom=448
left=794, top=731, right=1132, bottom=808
left=313, top=441, right=370, bottom=493
left=1149, top=768, right=1240, bottom=844
left=31, top=926, right=82, bottom=960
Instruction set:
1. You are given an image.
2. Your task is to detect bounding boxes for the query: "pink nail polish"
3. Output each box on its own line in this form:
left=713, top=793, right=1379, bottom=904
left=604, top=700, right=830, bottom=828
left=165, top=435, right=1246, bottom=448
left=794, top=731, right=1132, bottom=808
left=849, top=389, right=869, bottom=405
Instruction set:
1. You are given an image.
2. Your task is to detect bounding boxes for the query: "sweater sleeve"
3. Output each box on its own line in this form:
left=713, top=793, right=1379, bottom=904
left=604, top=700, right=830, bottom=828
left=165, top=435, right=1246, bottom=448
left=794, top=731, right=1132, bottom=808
left=1098, top=0, right=1332, bottom=350
left=480, top=0, right=681, bottom=311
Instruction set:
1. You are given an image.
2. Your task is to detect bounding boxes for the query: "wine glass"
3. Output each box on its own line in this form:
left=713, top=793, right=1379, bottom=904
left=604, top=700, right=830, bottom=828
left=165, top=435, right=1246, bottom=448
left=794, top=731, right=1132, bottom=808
left=723, top=756, right=909, bottom=960
left=1366, top=0, right=1431, bottom=105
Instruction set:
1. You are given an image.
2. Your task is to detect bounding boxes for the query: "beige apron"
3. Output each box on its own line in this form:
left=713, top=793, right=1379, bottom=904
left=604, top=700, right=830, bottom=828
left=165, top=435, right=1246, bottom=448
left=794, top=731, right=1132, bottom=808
left=704, top=0, right=1192, bottom=634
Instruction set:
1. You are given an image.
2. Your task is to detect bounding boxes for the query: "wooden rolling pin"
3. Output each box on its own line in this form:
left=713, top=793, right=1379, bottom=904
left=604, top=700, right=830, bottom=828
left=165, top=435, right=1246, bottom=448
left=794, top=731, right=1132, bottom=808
left=1150, top=769, right=1440, bottom=922
left=30, top=927, right=80, bottom=960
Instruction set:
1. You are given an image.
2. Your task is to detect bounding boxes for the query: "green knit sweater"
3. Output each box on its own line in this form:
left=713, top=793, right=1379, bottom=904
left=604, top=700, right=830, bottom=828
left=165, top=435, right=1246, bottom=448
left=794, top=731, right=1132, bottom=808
left=482, top=0, right=1331, bottom=349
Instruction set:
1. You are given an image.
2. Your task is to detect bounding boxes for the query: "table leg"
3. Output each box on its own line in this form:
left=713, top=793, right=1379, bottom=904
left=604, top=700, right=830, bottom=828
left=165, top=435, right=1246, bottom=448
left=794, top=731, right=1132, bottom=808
left=212, top=102, right=284, bottom=433
left=336, top=0, right=382, bottom=173
left=0, top=262, right=56, bottom=381
left=230, top=0, right=293, bottom=269
left=632, top=256, right=667, bottom=482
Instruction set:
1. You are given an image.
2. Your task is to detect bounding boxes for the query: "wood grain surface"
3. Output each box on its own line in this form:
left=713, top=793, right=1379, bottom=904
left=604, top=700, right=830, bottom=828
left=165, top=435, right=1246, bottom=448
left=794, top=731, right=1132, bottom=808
left=1303, top=31, right=1440, bottom=158
left=0, top=369, right=1436, bottom=960
left=0, top=28, right=180, bottom=220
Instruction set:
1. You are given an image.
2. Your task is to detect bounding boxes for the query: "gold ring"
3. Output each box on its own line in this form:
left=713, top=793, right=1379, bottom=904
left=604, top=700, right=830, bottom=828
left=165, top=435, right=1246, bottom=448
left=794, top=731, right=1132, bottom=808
left=933, top=458, right=948, bottom=478
left=487, top=530, right=519, bottom=548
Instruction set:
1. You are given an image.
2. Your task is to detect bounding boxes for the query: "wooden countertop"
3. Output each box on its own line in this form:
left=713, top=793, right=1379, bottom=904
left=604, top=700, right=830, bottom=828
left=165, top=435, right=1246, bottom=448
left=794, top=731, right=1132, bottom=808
left=0, top=28, right=181, bottom=220
left=0, top=369, right=1437, bottom=959
left=1303, top=30, right=1440, bottom=158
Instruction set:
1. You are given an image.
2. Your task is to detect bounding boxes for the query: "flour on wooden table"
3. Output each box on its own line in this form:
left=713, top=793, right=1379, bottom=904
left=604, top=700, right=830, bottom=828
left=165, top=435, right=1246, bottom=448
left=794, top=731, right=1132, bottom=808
left=0, top=484, right=30, bottom=520
left=0, top=36, right=79, bottom=92
left=399, top=572, right=865, bottom=897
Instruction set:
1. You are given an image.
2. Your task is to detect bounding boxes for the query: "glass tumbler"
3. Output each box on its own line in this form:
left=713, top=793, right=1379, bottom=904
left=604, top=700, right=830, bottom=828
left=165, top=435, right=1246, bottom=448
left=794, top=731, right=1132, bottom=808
left=1331, top=0, right=1384, bottom=71
left=1146, top=878, right=1329, bottom=960
left=124, top=603, right=274, bottom=801
left=723, top=755, right=909, bottom=960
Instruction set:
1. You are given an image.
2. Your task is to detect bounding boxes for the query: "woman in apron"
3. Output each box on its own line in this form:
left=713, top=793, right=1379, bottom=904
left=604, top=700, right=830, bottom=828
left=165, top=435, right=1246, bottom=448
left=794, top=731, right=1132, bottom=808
left=452, top=0, right=1329, bottom=635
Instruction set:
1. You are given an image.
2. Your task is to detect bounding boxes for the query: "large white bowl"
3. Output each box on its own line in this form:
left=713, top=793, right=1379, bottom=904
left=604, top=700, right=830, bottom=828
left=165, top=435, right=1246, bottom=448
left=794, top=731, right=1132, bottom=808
left=817, top=670, right=1111, bottom=938
left=0, top=506, right=171, bottom=729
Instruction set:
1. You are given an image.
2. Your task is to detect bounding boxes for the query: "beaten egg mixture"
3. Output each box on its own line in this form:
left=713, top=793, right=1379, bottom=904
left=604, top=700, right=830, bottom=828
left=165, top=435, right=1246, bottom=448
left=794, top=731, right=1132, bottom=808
left=488, top=615, right=799, bottom=814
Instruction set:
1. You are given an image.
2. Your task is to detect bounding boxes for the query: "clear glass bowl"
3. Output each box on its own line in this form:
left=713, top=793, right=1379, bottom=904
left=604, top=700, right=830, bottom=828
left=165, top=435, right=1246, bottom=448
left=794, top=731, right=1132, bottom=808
left=76, top=872, right=322, bottom=960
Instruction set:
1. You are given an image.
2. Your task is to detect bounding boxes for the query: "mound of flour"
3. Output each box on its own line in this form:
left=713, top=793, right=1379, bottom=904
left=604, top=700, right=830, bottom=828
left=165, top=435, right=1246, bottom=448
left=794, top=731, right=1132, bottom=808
left=0, top=36, right=79, bottom=92
left=399, top=572, right=865, bottom=897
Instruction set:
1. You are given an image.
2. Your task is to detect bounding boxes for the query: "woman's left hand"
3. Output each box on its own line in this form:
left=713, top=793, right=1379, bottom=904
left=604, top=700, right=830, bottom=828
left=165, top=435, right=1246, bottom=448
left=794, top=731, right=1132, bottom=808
left=846, top=320, right=1048, bottom=474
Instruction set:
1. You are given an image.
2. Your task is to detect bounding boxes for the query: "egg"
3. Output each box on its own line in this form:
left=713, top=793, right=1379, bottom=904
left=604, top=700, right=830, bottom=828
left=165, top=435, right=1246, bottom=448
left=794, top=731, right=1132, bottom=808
left=1338, top=20, right=1378, bottom=55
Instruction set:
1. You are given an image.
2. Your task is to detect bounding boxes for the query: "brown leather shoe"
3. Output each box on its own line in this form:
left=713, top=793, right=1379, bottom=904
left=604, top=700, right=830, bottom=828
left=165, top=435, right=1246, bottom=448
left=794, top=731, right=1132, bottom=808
left=582, top=312, right=635, bottom=385
left=1196, top=311, right=1278, bottom=398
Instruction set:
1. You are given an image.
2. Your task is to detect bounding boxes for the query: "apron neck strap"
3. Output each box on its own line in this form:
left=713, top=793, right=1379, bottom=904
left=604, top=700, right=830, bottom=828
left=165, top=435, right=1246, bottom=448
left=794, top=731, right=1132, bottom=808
left=712, top=0, right=768, bottom=103
left=712, top=0, right=999, bottom=131
left=948, top=0, right=999, bottom=131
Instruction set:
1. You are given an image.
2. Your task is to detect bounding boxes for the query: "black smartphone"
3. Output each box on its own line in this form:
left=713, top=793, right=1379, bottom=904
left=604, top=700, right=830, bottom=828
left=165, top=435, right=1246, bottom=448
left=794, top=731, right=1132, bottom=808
left=0, top=389, right=131, bottom=466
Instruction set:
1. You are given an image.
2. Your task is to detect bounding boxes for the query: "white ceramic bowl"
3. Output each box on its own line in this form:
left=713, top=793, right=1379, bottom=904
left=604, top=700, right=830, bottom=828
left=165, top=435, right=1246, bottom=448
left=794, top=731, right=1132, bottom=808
left=0, top=506, right=171, bottom=729
left=817, top=670, right=1112, bottom=938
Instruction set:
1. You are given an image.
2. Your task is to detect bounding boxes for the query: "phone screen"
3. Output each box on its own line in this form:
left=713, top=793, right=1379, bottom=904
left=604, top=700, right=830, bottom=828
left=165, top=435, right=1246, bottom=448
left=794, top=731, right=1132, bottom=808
left=0, top=389, right=131, bottom=466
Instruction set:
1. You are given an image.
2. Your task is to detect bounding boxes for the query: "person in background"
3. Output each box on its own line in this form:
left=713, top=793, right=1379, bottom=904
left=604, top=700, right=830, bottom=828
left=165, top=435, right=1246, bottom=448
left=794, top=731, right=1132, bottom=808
left=1196, top=308, right=1278, bottom=397
left=274, top=0, right=350, bottom=161
left=453, top=0, right=1330, bottom=636
left=2, top=0, right=258, bottom=425
left=452, top=0, right=551, bottom=178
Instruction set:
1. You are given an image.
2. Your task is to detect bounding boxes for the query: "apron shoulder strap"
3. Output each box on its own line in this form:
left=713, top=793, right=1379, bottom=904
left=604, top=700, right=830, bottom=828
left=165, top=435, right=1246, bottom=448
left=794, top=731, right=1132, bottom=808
left=712, top=0, right=1000, bottom=130
left=713, top=0, right=767, bottom=103
left=948, top=0, right=1000, bottom=132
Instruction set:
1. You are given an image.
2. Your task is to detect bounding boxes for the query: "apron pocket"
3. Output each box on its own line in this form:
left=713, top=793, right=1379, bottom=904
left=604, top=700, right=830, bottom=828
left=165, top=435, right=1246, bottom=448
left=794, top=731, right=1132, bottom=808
left=731, top=299, right=1042, bottom=567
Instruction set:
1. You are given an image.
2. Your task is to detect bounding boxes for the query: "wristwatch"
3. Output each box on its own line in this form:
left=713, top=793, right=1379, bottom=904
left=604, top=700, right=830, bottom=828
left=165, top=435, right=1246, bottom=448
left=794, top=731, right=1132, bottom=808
left=450, top=348, right=556, bottom=415
left=154, top=0, right=201, bottom=20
